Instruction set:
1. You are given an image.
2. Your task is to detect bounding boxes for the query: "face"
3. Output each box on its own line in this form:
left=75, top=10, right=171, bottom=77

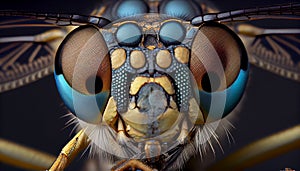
left=1, top=0, right=299, bottom=170
left=54, top=13, right=249, bottom=163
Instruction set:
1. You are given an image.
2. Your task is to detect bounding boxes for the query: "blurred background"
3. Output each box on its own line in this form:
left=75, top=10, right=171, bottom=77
left=0, top=0, right=299, bottom=170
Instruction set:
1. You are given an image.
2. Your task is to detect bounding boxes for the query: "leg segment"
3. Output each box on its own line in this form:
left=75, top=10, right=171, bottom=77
left=48, top=129, right=90, bottom=171
left=0, top=138, right=55, bottom=170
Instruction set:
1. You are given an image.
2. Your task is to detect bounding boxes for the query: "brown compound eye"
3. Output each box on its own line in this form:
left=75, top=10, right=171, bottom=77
left=190, top=22, right=245, bottom=92
left=56, top=25, right=111, bottom=95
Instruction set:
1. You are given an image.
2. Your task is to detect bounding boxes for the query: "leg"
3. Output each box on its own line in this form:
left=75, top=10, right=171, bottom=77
left=0, top=138, right=55, bottom=170
left=48, top=129, right=90, bottom=171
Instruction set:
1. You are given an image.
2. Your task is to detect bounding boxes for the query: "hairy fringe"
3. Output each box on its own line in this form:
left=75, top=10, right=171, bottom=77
left=167, top=77, right=250, bottom=170
left=66, top=81, right=250, bottom=170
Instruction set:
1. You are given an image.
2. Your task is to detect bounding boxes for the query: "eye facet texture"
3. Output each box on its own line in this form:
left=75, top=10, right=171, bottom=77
left=113, top=0, right=149, bottom=19
left=54, top=26, right=111, bottom=124
left=159, top=0, right=202, bottom=20
left=190, top=22, right=249, bottom=120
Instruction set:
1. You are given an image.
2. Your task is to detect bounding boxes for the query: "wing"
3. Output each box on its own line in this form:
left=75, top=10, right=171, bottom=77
left=191, top=2, right=300, bottom=82
left=0, top=11, right=111, bottom=93
left=0, top=17, right=70, bottom=93
left=236, top=25, right=300, bottom=82
left=192, top=3, right=300, bottom=25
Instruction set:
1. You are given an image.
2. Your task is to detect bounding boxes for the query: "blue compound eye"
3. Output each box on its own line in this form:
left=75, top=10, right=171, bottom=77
left=116, top=23, right=142, bottom=47
left=54, top=26, right=111, bottom=124
left=159, top=0, right=202, bottom=20
left=159, top=21, right=186, bottom=46
left=113, top=0, right=149, bottom=19
left=190, top=22, right=249, bottom=121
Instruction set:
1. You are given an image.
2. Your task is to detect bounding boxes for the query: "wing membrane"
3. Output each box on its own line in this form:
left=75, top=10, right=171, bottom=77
left=238, top=28, right=300, bottom=82
left=191, top=3, right=300, bottom=25
left=193, top=2, right=300, bottom=82
left=0, top=17, right=70, bottom=93
left=0, top=7, right=112, bottom=93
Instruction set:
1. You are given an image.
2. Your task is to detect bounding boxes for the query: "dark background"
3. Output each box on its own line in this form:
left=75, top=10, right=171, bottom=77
left=0, top=0, right=300, bottom=171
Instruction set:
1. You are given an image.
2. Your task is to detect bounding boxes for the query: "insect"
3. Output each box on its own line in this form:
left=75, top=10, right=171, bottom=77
left=0, top=0, right=299, bottom=171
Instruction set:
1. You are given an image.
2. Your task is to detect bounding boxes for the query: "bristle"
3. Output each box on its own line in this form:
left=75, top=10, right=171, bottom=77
left=221, top=120, right=236, bottom=144
left=59, top=112, right=78, bottom=132
left=60, top=112, right=73, bottom=119
left=77, top=120, right=141, bottom=159
left=64, top=88, right=250, bottom=171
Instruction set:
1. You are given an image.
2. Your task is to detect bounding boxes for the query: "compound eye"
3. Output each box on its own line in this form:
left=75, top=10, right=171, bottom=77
left=56, top=26, right=111, bottom=95
left=159, top=21, right=186, bottom=46
left=113, top=0, right=149, bottom=19
left=54, top=25, right=111, bottom=124
left=159, top=0, right=202, bottom=20
left=190, top=22, right=249, bottom=119
left=191, top=23, right=246, bottom=92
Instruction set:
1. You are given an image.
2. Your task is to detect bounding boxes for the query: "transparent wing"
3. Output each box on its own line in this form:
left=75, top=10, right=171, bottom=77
left=0, top=8, right=111, bottom=93
left=192, top=3, right=300, bottom=25
left=235, top=24, right=300, bottom=82
left=192, top=2, right=300, bottom=82
left=0, top=16, right=71, bottom=93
